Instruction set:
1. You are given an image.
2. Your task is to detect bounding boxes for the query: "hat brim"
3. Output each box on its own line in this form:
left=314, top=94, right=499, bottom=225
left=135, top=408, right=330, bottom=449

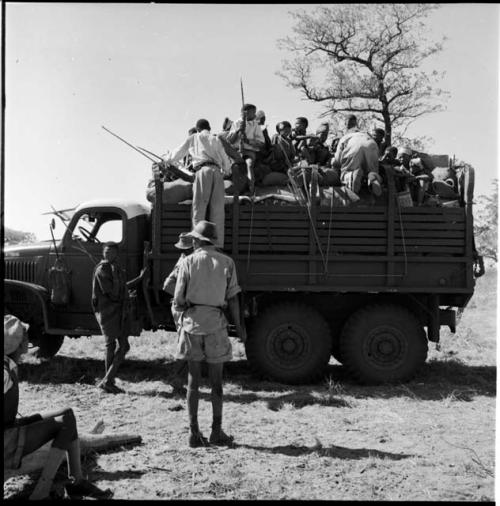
left=174, top=241, right=193, bottom=250
left=186, top=230, right=215, bottom=244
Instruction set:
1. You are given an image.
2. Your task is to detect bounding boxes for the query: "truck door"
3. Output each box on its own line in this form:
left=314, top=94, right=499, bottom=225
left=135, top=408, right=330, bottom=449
left=60, top=208, right=126, bottom=326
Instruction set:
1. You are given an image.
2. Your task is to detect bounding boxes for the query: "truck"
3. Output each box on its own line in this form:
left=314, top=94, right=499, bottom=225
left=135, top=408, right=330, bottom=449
left=4, top=161, right=483, bottom=384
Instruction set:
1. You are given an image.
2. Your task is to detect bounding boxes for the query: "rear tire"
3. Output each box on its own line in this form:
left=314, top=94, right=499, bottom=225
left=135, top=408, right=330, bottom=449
left=245, top=302, right=332, bottom=384
left=340, top=304, right=427, bottom=384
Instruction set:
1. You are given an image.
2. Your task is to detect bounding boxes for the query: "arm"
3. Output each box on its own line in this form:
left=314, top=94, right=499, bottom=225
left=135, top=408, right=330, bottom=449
left=226, top=119, right=243, bottom=145
left=126, top=267, right=147, bottom=290
left=163, top=135, right=193, bottom=166
left=227, top=295, right=246, bottom=342
left=95, top=264, right=117, bottom=299
left=173, top=259, right=189, bottom=310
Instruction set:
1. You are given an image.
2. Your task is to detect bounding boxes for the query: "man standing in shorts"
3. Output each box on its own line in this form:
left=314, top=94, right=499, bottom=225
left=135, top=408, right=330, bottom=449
left=173, top=220, right=246, bottom=447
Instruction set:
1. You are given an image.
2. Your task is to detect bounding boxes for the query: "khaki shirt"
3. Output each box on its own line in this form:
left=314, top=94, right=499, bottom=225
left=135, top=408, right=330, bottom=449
left=173, top=246, right=241, bottom=335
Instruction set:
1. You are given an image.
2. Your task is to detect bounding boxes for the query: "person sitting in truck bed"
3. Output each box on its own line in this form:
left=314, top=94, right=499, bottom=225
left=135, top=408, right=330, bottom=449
left=332, top=114, right=383, bottom=198
left=370, top=127, right=387, bottom=158
left=396, top=146, right=435, bottom=206
left=306, top=122, right=331, bottom=167
left=162, top=118, right=232, bottom=248
left=290, top=116, right=316, bottom=164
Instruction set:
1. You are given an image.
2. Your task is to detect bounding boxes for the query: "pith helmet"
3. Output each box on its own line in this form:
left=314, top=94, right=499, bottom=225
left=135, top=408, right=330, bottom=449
left=174, top=232, right=193, bottom=250
left=4, top=314, right=29, bottom=355
left=186, top=220, right=217, bottom=244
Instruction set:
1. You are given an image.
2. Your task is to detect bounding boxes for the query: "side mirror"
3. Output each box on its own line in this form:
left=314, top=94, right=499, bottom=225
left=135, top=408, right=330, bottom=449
left=50, top=218, right=56, bottom=230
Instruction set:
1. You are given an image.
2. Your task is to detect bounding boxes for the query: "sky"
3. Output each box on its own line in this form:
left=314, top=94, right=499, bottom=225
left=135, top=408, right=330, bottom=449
left=3, top=3, right=499, bottom=240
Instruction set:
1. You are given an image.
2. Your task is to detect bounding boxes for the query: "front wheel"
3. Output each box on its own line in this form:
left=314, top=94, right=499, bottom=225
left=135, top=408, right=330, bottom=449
left=245, top=302, right=332, bottom=384
left=30, top=329, right=65, bottom=359
left=340, top=304, right=428, bottom=384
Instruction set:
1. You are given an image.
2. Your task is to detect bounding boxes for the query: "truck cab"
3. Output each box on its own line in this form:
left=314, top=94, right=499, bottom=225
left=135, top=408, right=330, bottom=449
left=4, top=199, right=150, bottom=357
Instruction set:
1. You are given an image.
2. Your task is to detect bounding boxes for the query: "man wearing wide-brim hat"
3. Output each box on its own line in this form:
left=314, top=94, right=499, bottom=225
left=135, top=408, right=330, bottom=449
left=172, top=220, right=246, bottom=448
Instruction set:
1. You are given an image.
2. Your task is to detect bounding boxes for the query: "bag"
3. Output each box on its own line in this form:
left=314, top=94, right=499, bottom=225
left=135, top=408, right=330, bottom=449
left=48, top=258, right=71, bottom=305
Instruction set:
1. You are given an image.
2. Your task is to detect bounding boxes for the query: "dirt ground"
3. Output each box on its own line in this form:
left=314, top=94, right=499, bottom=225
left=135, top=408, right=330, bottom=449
left=4, top=268, right=496, bottom=501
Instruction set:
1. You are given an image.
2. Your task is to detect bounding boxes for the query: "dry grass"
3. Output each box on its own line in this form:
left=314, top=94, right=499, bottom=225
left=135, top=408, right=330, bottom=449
left=4, top=268, right=496, bottom=501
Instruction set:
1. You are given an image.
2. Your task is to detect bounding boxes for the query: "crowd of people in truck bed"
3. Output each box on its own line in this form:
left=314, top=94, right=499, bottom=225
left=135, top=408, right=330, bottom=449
left=147, top=103, right=461, bottom=211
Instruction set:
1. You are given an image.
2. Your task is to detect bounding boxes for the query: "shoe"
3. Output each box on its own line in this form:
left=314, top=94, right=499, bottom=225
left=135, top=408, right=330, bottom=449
left=209, top=429, right=234, bottom=446
left=65, top=479, right=114, bottom=499
left=189, top=431, right=209, bottom=448
left=97, top=381, right=120, bottom=394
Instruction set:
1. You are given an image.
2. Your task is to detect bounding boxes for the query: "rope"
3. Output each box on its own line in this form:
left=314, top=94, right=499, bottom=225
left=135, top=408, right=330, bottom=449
left=396, top=195, right=408, bottom=276
left=246, top=197, right=255, bottom=273
left=324, top=188, right=335, bottom=274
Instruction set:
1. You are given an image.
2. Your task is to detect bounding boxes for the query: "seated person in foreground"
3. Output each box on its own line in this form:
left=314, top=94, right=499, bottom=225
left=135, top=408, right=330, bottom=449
left=4, top=314, right=113, bottom=500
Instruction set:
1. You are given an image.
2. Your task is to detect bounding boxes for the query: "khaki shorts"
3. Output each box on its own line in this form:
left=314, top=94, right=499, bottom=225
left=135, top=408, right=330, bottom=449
left=176, top=328, right=232, bottom=364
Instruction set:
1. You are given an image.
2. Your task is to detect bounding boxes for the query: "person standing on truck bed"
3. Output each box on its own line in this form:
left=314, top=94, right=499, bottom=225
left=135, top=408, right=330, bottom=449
left=227, top=103, right=266, bottom=193
left=92, top=242, right=144, bottom=394
left=162, top=119, right=232, bottom=248
left=332, top=114, right=383, bottom=197
left=161, top=232, right=194, bottom=397
left=173, top=220, right=246, bottom=448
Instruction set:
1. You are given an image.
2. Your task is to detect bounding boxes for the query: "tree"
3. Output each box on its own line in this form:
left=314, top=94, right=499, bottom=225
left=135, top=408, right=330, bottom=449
left=474, top=179, right=498, bottom=263
left=4, top=227, right=37, bottom=245
left=278, top=3, right=448, bottom=145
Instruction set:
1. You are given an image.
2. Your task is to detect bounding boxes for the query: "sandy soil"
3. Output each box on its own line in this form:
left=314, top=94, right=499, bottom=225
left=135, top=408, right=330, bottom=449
left=4, top=268, right=496, bottom=501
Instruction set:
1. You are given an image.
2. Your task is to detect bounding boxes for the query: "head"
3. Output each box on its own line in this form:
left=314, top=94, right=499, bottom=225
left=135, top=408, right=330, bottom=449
left=383, top=145, right=398, bottom=161
left=102, top=242, right=119, bottom=262
left=397, top=146, right=413, bottom=167
left=371, top=128, right=385, bottom=145
left=4, top=314, right=29, bottom=362
left=241, top=104, right=257, bottom=121
left=294, top=117, right=308, bottom=134
left=186, top=220, right=217, bottom=248
left=276, top=120, right=292, bottom=137
left=255, top=110, right=266, bottom=125
left=195, top=118, right=211, bottom=132
left=188, top=127, right=197, bottom=135
left=174, top=232, right=193, bottom=251
left=316, top=122, right=330, bottom=143
left=346, top=114, right=357, bottom=130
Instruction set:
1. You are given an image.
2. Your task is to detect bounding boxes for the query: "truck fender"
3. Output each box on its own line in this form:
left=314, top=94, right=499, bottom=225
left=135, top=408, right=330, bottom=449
left=4, top=280, right=67, bottom=335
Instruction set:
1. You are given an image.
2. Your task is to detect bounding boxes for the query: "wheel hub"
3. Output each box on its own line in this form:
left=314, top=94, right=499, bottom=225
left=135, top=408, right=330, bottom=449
left=267, top=324, right=308, bottom=368
left=365, top=326, right=407, bottom=368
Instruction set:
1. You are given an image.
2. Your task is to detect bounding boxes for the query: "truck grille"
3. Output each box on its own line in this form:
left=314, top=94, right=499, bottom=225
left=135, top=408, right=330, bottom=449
left=4, top=260, right=37, bottom=283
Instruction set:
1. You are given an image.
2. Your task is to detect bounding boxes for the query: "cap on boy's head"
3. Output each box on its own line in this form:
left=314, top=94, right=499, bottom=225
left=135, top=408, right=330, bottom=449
left=4, top=314, right=29, bottom=355
left=188, top=127, right=197, bottom=135
left=186, top=220, right=217, bottom=244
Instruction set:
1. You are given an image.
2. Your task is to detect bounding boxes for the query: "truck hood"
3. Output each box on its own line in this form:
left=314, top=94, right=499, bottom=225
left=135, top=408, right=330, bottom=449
left=4, top=240, right=57, bottom=258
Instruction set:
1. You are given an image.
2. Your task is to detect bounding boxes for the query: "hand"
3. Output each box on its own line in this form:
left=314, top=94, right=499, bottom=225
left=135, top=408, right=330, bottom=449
left=238, top=120, right=246, bottom=134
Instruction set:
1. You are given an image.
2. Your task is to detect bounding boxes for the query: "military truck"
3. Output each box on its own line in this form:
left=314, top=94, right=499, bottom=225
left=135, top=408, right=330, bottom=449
left=4, top=162, right=483, bottom=384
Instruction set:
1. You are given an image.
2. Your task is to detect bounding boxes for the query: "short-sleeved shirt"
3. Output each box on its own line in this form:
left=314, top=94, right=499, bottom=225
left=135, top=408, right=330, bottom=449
left=162, top=253, right=187, bottom=296
left=173, top=246, right=241, bottom=335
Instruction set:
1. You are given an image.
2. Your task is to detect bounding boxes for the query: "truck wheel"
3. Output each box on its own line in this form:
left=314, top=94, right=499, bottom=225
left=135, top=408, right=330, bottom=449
left=31, top=333, right=65, bottom=359
left=245, top=302, right=332, bottom=384
left=340, top=304, right=427, bottom=384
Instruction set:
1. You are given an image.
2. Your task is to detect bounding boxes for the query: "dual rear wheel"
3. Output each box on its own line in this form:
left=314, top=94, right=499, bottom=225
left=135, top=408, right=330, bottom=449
left=245, top=302, right=428, bottom=385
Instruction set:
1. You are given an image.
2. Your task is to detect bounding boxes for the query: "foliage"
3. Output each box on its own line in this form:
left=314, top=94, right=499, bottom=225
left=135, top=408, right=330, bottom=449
left=473, top=179, right=498, bottom=262
left=277, top=3, right=448, bottom=145
left=4, top=227, right=37, bottom=245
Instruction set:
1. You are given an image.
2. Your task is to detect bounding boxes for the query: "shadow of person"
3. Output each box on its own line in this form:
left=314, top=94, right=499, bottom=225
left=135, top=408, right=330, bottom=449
left=231, top=442, right=413, bottom=460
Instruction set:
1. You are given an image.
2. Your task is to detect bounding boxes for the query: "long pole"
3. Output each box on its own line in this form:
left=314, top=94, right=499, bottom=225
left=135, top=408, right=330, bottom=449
left=101, top=126, right=158, bottom=163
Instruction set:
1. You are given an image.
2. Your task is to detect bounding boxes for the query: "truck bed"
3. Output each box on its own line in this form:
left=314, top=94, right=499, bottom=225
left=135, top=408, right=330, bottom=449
left=152, top=199, right=474, bottom=301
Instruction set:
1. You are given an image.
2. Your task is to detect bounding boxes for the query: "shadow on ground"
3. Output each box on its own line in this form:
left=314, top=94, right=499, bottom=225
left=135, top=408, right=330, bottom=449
left=20, top=355, right=496, bottom=403
left=232, top=442, right=413, bottom=460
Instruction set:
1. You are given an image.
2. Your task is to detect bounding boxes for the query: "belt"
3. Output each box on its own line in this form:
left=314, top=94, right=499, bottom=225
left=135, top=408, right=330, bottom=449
left=193, top=161, right=220, bottom=171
